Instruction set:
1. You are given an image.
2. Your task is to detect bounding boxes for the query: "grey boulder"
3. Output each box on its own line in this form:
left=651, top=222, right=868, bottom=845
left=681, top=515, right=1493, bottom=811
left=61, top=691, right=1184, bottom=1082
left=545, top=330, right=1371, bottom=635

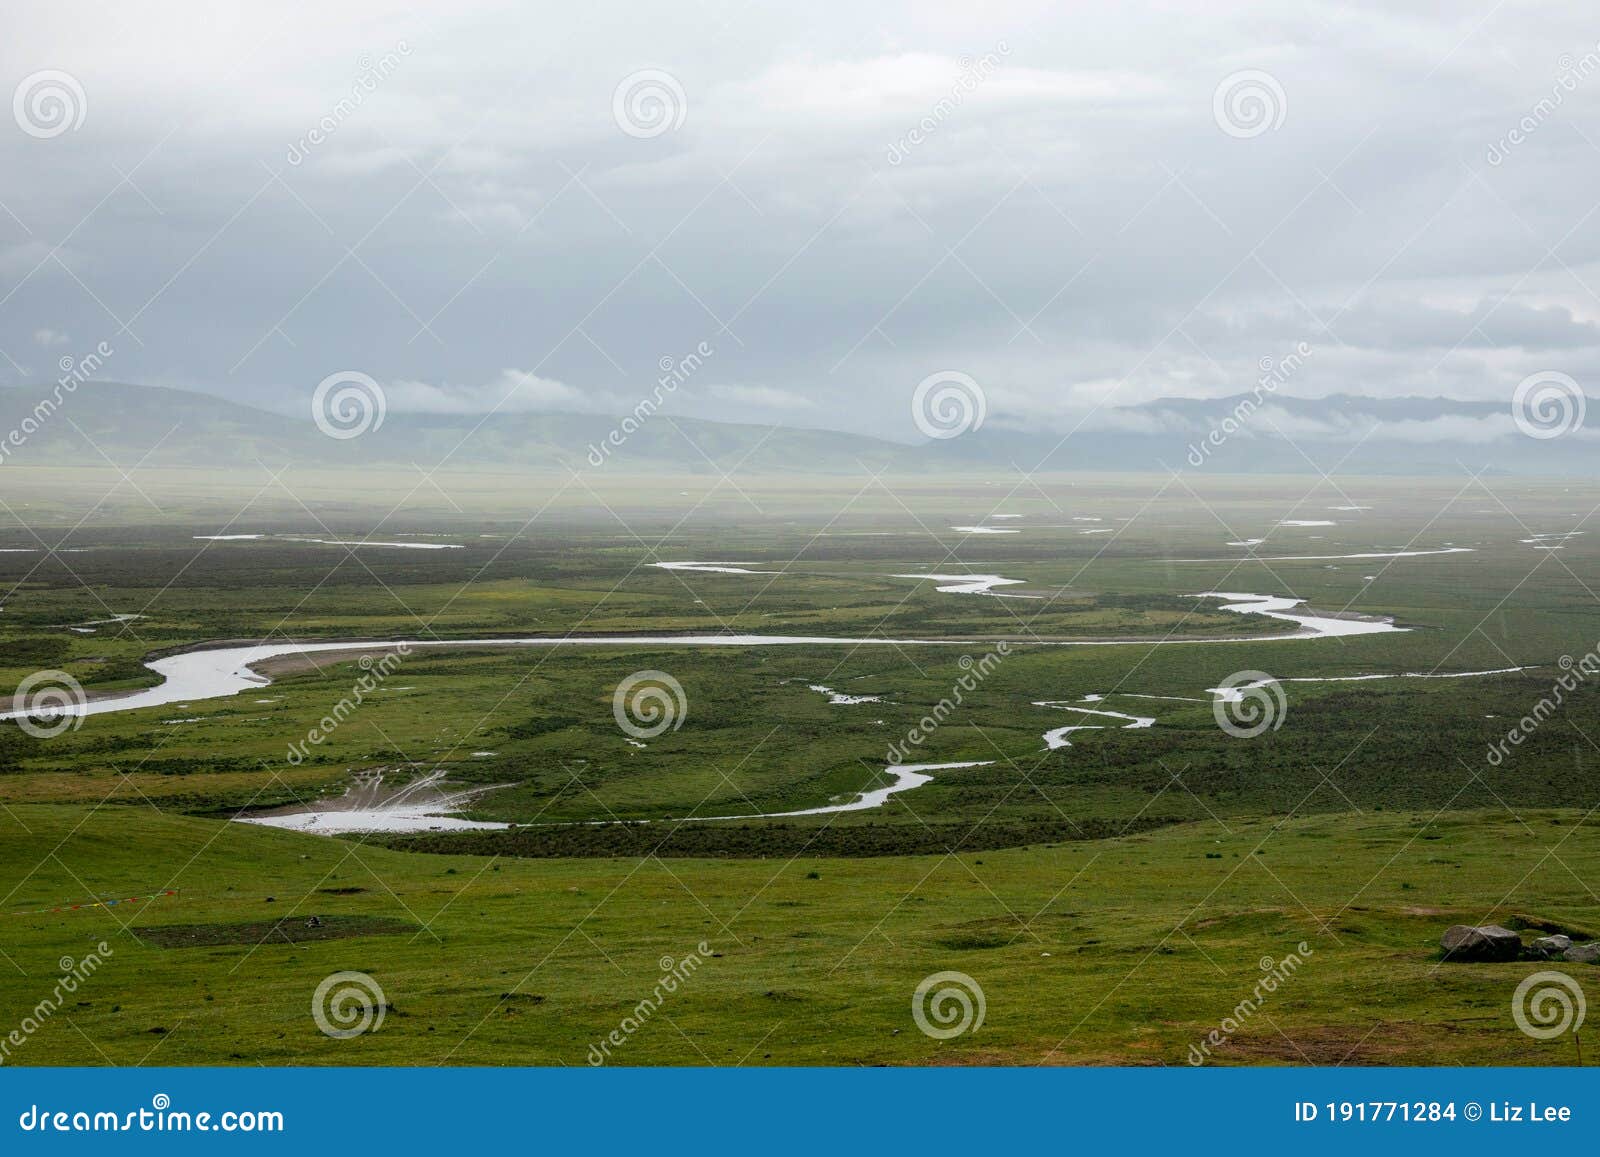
left=1563, top=942, right=1600, bottom=965
left=1440, top=924, right=1522, bottom=962
left=1532, top=934, right=1572, bottom=956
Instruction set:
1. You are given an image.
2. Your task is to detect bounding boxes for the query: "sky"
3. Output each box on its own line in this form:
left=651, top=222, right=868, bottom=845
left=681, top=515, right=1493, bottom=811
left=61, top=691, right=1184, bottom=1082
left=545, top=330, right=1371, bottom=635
left=3, top=0, right=1600, bottom=444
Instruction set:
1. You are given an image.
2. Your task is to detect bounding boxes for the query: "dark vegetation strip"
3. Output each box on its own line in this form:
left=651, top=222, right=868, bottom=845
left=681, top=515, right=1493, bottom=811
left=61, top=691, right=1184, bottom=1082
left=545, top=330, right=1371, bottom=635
left=135, top=914, right=417, bottom=948
left=378, top=815, right=1184, bottom=858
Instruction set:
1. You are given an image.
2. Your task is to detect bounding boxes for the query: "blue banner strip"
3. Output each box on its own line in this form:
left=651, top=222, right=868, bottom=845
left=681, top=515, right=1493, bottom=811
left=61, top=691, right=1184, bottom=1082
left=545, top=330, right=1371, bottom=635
left=0, top=1066, right=1594, bottom=1152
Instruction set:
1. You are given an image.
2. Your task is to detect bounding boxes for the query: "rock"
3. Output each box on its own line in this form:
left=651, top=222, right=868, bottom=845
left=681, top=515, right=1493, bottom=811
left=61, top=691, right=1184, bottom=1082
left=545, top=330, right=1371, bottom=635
left=1563, top=942, right=1600, bottom=965
left=1440, top=924, right=1522, bottom=962
left=1532, top=934, right=1572, bottom=956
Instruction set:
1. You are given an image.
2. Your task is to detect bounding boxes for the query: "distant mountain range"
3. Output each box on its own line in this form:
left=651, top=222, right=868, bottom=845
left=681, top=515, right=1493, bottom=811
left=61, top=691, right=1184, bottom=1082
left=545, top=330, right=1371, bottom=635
left=0, top=382, right=902, bottom=475
left=1, top=382, right=1594, bottom=475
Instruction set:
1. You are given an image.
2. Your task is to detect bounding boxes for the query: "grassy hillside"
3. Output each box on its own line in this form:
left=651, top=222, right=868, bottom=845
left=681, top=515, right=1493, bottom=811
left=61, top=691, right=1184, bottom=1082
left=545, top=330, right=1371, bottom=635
left=1, top=804, right=1593, bottom=1066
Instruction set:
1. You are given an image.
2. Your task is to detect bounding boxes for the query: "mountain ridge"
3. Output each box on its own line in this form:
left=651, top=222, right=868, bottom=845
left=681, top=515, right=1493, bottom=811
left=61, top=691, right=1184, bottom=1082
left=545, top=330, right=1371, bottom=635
left=2, top=381, right=1593, bottom=475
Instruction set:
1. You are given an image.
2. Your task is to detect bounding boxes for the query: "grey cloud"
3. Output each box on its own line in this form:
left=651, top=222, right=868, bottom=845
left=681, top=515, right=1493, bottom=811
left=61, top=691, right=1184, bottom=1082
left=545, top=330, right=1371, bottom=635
left=4, top=1, right=1600, bottom=446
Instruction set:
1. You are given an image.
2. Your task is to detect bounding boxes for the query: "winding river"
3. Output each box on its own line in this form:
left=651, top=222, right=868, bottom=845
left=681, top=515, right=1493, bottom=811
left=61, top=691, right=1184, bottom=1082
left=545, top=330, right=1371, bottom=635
left=0, top=592, right=1408, bottom=726
left=6, top=591, right=1496, bottom=834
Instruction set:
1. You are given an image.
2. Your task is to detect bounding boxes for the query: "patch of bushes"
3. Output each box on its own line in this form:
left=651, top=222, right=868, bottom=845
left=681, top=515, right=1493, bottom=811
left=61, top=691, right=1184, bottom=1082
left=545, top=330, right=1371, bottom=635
left=380, top=814, right=1183, bottom=858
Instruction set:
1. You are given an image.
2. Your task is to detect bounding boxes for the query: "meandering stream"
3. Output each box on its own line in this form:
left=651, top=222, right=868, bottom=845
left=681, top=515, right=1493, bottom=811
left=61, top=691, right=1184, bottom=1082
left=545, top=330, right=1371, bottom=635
left=0, top=592, right=1409, bottom=728
left=4, top=591, right=1512, bottom=834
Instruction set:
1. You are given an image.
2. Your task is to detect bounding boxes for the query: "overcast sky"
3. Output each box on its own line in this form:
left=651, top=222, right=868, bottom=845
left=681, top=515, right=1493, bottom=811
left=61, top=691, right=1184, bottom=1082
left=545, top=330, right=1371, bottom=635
left=3, top=1, right=1599, bottom=442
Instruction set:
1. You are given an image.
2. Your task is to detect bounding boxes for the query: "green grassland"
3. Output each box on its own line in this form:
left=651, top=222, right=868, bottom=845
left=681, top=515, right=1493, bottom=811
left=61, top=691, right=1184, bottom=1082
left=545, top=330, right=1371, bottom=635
left=1, top=804, right=1595, bottom=1066
left=1, top=469, right=1597, bottom=1065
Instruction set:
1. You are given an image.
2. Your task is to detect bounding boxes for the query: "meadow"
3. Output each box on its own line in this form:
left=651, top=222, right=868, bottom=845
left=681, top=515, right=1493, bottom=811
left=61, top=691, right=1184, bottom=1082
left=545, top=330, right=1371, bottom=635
left=1, top=468, right=1597, bottom=1065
